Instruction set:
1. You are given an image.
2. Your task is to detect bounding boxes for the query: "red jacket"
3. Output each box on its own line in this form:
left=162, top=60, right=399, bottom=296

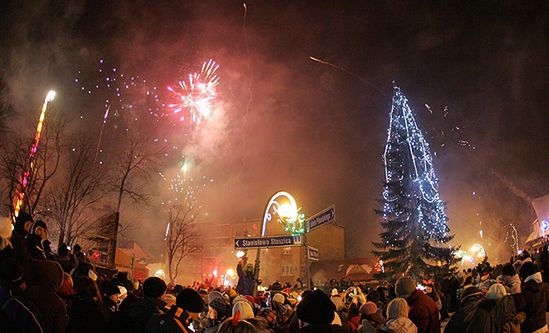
left=407, top=289, right=440, bottom=333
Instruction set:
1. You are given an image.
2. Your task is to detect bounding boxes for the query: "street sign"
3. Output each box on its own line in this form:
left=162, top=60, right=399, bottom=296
left=307, top=246, right=319, bottom=261
left=234, top=235, right=302, bottom=249
left=306, top=205, right=335, bottom=232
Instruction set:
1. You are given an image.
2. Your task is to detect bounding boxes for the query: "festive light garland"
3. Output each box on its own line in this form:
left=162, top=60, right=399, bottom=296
left=382, top=86, right=448, bottom=239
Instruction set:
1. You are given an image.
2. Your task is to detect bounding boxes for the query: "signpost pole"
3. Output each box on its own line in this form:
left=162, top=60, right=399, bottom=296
left=304, top=233, right=311, bottom=290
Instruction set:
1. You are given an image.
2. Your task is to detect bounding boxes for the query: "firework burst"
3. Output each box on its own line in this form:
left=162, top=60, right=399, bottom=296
left=167, top=59, right=220, bottom=125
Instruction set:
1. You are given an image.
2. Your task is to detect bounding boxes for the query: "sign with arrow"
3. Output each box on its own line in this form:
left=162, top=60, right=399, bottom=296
left=234, top=235, right=302, bottom=249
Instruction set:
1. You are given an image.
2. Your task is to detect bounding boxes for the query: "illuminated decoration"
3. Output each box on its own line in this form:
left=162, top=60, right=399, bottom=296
left=541, top=220, right=549, bottom=233
left=261, top=191, right=305, bottom=236
left=469, top=243, right=486, bottom=258
left=167, top=59, right=220, bottom=125
left=373, top=85, right=454, bottom=280
left=13, top=90, right=56, bottom=217
left=154, top=269, right=166, bottom=280
left=453, top=244, right=486, bottom=265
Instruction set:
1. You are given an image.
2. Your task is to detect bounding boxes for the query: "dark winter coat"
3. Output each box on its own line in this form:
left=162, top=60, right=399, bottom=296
left=145, top=305, right=193, bottom=333
left=0, top=285, right=44, bottom=333
left=236, top=263, right=254, bottom=295
left=519, top=273, right=547, bottom=333
left=67, top=297, right=110, bottom=333
left=10, top=229, right=30, bottom=268
left=118, top=294, right=167, bottom=333
left=467, top=296, right=516, bottom=333
left=407, top=290, right=440, bottom=333
left=26, top=260, right=66, bottom=333
left=444, top=287, right=491, bottom=333
left=299, top=324, right=345, bottom=333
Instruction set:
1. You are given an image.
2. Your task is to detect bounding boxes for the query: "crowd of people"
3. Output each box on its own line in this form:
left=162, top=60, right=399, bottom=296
left=1, top=212, right=549, bottom=333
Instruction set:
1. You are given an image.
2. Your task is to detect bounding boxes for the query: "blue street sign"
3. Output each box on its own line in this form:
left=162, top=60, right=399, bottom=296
left=307, top=205, right=335, bottom=232
left=234, top=235, right=302, bottom=249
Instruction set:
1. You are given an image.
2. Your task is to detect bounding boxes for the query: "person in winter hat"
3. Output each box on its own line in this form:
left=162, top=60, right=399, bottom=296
left=359, top=301, right=385, bottom=332
left=26, top=220, right=49, bottom=260
left=201, top=290, right=231, bottom=333
left=519, top=262, right=548, bottom=333
left=395, top=276, right=440, bottom=333
left=497, top=263, right=521, bottom=294
left=380, top=298, right=418, bottom=333
left=67, top=276, right=110, bottom=333
left=118, top=276, right=168, bottom=333
left=100, top=280, right=121, bottom=313
left=297, top=289, right=344, bottom=333
left=236, top=255, right=255, bottom=295
left=146, top=287, right=205, bottom=333
left=445, top=286, right=484, bottom=333
left=233, top=300, right=255, bottom=320
left=11, top=211, right=33, bottom=266
left=26, top=259, right=66, bottom=333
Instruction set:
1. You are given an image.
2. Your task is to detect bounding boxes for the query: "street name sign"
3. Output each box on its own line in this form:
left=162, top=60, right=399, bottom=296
left=234, top=235, right=302, bottom=249
left=306, top=205, right=335, bottom=232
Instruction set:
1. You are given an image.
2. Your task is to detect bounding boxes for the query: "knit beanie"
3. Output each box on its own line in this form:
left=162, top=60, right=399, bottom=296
left=143, top=276, right=167, bottom=298
left=297, top=290, right=335, bottom=325
left=520, top=262, right=539, bottom=280
left=233, top=301, right=255, bottom=320
left=395, top=276, right=416, bottom=297
left=209, top=291, right=231, bottom=317
left=359, top=301, right=378, bottom=316
left=272, top=293, right=285, bottom=304
left=177, top=288, right=205, bottom=313
left=502, top=263, right=516, bottom=276
left=486, top=283, right=507, bottom=300
left=386, top=298, right=409, bottom=320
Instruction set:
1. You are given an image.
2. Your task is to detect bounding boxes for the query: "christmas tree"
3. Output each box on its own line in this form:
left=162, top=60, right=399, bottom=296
left=373, top=85, right=455, bottom=281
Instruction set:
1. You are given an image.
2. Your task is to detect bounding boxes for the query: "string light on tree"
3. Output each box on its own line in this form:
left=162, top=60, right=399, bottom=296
left=373, top=85, right=455, bottom=281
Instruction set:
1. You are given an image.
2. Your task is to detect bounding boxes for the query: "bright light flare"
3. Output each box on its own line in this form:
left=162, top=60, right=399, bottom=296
left=46, top=90, right=56, bottom=102
left=236, top=251, right=246, bottom=259
left=226, top=268, right=235, bottom=277
left=278, top=203, right=298, bottom=220
left=167, top=59, right=220, bottom=125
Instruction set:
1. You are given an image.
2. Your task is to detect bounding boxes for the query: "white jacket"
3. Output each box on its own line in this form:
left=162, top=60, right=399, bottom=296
left=382, top=317, right=418, bottom=333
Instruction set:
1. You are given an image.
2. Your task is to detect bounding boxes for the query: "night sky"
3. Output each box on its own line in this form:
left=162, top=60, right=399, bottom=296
left=1, top=1, right=548, bottom=259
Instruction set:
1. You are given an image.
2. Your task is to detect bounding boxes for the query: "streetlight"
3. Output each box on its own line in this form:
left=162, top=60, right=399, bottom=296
left=252, top=191, right=302, bottom=295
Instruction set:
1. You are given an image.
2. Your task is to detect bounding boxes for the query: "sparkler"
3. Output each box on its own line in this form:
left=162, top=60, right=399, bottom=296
left=13, top=90, right=56, bottom=217
left=167, top=59, right=220, bottom=125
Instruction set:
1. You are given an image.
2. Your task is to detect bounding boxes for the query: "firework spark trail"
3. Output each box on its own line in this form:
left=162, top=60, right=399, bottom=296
left=237, top=1, right=254, bottom=179
left=167, top=60, right=220, bottom=125
left=14, top=90, right=56, bottom=217
left=309, top=56, right=385, bottom=95
left=94, top=105, right=110, bottom=163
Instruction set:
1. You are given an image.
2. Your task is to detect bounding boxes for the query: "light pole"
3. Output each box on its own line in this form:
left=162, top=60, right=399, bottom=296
left=252, top=191, right=300, bottom=295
